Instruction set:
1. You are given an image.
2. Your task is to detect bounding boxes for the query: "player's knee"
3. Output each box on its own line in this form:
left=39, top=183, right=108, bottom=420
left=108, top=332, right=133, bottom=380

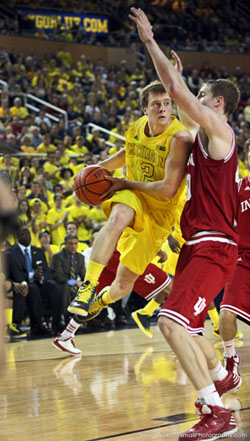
left=158, top=316, right=173, bottom=338
left=108, top=205, right=134, bottom=231
left=114, top=278, right=133, bottom=295
left=220, top=310, right=236, bottom=326
left=158, top=316, right=183, bottom=342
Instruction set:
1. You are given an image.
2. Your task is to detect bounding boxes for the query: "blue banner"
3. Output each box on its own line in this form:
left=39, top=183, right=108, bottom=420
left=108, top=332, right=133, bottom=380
left=19, top=9, right=109, bottom=34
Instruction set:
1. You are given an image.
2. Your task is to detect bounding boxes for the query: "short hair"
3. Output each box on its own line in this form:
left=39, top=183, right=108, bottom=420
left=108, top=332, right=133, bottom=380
left=65, top=233, right=78, bottom=242
left=205, top=79, right=240, bottom=117
left=66, top=221, right=77, bottom=228
left=139, top=80, right=169, bottom=108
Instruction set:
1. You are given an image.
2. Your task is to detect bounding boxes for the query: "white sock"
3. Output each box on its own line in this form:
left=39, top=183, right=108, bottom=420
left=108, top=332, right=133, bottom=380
left=209, top=362, right=227, bottom=382
left=60, top=318, right=81, bottom=340
left=198, top=384, right=223, bottom=407
left=223, top=339, right=236, bottom=358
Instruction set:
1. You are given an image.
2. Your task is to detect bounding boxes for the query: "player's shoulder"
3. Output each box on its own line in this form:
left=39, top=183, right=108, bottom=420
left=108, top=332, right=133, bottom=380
left=127, top=115, right=147, bottom=133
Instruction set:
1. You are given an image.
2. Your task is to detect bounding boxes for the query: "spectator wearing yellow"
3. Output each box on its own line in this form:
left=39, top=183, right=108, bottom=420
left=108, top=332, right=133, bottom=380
left=108, top=121, right=124, bottom=145
left=43, top=151, right=62, bottom=186
left=238, top=139, right=250, bottom=177
left=71, top=136, right=89, bottom=155
left=47, top=194, right=69, bottom=246
left=59, top=221, right=89, bottom=253
left=0, top=99, right=11, bottom=124
left=39, top=230, right=59, bottom=265
left=29, top=157, right=40, bottom=179
left=16, top=185, right=27, bottom=202
left=59, top=168, right=74, bottom=192
left=37, top=134, right=57, bottom=154
left=85, top=128, right=101, bottom=152
left=26, top=180, right=48, bottom=213
left=10, top=97, right=29, bottom=120
left=30, top=198, right=48, bottom=246
left=55, top=143, right=71, bottom=167
left=0, top=154, right=18, bottom=181
left=68, top=197, right=93, bottom=244
left=63, top=135, right=73, bottom=151
left=108, top=138, right=124, bottom=156
left=20, top=135, right=36, bottom=154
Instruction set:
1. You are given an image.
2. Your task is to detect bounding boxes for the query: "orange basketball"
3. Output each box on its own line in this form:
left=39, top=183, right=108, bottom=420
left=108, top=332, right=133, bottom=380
left=73, top=165, right=112, bottom=206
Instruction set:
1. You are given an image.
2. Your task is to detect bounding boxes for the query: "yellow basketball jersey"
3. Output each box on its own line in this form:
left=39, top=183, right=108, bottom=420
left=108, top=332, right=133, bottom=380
left=125, top=115, right=188, bottom=209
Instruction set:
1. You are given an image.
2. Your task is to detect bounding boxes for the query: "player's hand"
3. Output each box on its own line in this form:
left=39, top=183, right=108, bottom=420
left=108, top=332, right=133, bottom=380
left=168, top=234, right=181, bottom=254
left=129, top=7, right=154, bottom=44
left=171, top=50, right=183, bottom=75
left=100, top=176, right=128, bottom=200
left=157, top=249, right=168, bottom=264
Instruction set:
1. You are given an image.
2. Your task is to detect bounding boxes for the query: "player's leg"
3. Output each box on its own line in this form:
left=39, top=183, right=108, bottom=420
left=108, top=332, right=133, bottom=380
left=218, top=309, right=241, bottom=376
left=208, top=298, right=243, bottom=340
left=84, top=263, right=139, bottom=321
left=194, top=333, right=242, bottom=395
left=132, top=264, right=173, bottom=338
left=68, top=203, right=135, bottom=316
left=207, top=299, right=220, bottom=337
left=53, top=264, right=116, bottom=355
left=219, top=261, right=249, bottom=375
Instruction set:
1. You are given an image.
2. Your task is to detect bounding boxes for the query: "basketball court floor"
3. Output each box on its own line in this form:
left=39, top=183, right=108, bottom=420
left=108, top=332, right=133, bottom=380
left=1, top=321, right=250, bottom=441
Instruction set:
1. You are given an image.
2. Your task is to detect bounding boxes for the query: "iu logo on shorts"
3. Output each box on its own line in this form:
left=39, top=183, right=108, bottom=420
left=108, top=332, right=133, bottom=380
left=144, top=273, right=156, bottom=284
left=193, top=297, right=206, bottom=316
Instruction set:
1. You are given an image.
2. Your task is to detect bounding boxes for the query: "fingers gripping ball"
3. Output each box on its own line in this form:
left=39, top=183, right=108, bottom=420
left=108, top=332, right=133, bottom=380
left=73, top=165, right=112, bottom=206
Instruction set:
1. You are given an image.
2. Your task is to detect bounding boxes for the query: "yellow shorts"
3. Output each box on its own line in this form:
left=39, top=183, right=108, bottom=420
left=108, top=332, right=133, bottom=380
left=102, top=189, right=176, bottom=275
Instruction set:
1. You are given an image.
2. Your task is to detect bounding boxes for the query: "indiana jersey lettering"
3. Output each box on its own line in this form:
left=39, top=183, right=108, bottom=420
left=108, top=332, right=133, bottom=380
left=238, top=175, right=250, bottom=252
left=220, top=175, right=250, bottom=325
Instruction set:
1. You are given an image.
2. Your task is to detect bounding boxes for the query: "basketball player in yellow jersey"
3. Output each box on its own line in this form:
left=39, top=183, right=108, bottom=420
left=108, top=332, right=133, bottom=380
left=67, top=80, right=193, bottom=320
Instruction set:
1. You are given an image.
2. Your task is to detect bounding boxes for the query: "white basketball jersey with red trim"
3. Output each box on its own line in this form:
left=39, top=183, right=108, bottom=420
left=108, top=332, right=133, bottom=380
left=181, top=127, right=239, bottom=244
left=238, top=175, right=250, bottom=252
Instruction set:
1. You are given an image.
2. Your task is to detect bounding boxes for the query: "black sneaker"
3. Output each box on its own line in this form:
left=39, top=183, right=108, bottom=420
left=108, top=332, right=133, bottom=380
left=7, top=323, right=27, bottom=339
left=131, top=310, right=152, bottom=338
left=67, top=280, right=96, bottom=317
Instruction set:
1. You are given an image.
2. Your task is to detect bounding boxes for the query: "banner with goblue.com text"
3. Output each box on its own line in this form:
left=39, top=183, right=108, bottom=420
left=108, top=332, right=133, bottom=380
left=19, top=9, right=109, bottom=35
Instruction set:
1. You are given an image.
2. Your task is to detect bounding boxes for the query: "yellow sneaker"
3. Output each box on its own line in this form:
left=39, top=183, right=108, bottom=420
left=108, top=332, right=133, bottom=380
left=213, top=328, right=221, bottom=338
left=79, top=286, right=110, bottom=322
left=235, top=331, right=243, bottom=340
left=131, top=309, right=153, bottom=338
left=67, top=280, right=96, bottom=317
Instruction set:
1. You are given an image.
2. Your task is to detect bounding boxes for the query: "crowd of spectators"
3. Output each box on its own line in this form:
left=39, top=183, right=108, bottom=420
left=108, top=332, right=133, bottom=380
left=0, top=35, right=249, bottom=339
left=0, top=0, right=249, bottom=53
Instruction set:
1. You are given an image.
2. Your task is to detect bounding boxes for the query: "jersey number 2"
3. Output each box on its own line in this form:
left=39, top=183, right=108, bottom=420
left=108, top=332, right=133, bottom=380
left=141, top=162, right=154, bottom=182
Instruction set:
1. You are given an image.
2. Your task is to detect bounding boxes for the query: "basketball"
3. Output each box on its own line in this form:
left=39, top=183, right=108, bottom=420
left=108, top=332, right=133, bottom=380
left=73, top=165, right=112, bottom=206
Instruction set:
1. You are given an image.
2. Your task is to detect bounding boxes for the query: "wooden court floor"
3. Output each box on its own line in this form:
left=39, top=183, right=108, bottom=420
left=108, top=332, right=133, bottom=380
left=1, top=321, right=250, bottom=441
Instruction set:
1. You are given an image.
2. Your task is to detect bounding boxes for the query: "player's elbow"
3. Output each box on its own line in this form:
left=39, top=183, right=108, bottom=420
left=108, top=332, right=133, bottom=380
left=168, top=83, right=182, bottom=101
left=162, top=185, right=177, bottom=199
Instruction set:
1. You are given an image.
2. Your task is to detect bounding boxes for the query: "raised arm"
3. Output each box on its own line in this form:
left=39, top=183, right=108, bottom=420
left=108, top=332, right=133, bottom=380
left=171, top=50, right=199, bottom=140
left=129, top=8, right=233, bottom=159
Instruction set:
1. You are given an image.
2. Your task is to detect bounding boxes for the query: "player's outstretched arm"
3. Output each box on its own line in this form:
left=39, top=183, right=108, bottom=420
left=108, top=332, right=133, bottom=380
left=171, top=50, right=199, bottom=139
left=129, top=8, right=231, bottom=148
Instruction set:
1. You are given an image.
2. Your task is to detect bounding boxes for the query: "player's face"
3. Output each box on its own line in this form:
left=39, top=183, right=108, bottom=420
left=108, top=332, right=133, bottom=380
left=197, top=84, right=217, bottom=110
left=144, top=92, right=173, bottom=136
